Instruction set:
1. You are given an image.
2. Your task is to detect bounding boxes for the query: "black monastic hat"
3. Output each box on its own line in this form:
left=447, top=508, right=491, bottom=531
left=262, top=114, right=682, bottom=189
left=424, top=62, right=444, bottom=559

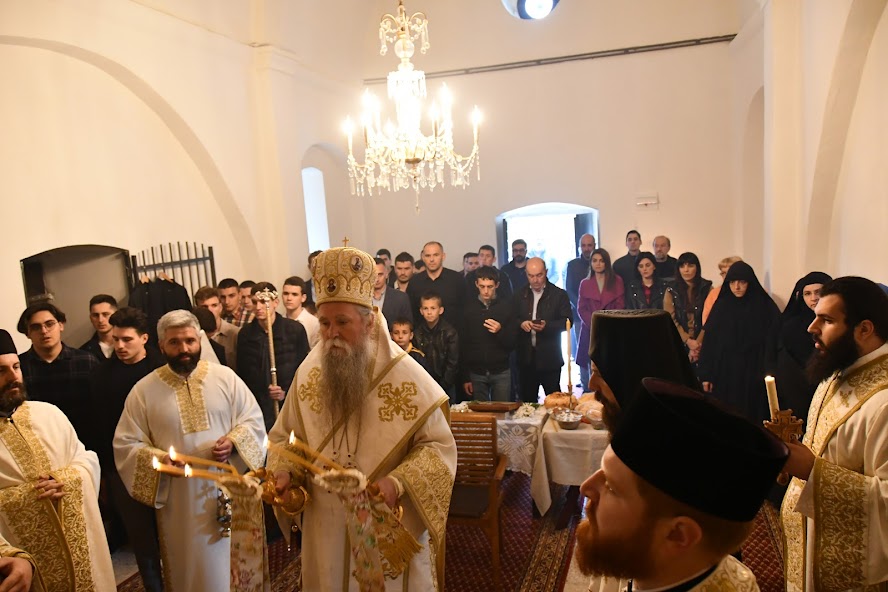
left=0, top=330, right=17, bottom=356
left=611, top=378, right=789, bottom=522
left=589, top=309, right=700, bottom=408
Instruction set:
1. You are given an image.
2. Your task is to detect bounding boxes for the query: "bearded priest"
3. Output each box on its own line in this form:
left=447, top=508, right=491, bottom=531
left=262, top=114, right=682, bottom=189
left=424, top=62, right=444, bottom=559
left=0, top=328, right=115, bottom=591
left=268, top=246, right=457, bottom=592
left=114, top=310, right=267, bottom=591
left=781, top=276, right=888, bottom=592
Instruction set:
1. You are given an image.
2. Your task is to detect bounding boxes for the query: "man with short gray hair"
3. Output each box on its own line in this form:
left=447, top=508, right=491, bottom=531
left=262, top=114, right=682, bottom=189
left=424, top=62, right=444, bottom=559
left=652, top=235, right=678, bottom=280
left=114, top=310, right=266, bottom=592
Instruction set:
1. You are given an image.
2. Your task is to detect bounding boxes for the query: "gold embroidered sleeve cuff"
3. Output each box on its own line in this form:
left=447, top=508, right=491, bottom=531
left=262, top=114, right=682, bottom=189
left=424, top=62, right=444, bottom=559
left=227, top=424, right=266, bottom=471
left=131, top=446, right=168, bottom=507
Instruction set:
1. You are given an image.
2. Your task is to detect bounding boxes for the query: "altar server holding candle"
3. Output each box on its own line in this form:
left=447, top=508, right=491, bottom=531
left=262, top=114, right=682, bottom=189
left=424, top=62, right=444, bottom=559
left=114, top=310, right=266, bottom=592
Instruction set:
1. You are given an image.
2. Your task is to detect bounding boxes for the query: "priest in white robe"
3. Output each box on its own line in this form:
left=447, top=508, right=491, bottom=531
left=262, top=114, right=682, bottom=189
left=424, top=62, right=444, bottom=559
left=781, top=277, right=888, bottom=592
left=0, top=329, right=115, bottom=592
left=269, top=246, right=457, bottom=592
left=114, top=310, right=266, bottom=592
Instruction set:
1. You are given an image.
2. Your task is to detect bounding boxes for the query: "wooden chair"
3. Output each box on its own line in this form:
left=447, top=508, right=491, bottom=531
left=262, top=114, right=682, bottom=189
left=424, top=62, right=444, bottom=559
left=448, top=413, right=507, bottom=591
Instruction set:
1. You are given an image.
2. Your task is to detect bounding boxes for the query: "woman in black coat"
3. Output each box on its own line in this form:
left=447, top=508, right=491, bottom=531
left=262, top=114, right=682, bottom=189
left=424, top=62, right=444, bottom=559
left=625, top=252, right=669, bottom=310
left=774, top=271, right=832, bottom=426
left=698, top=261, right=781, bottom=424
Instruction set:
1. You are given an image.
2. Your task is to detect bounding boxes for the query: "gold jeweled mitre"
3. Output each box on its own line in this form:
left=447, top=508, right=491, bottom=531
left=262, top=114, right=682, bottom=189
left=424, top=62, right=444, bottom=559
left=311, top=247, right=375, bottom=309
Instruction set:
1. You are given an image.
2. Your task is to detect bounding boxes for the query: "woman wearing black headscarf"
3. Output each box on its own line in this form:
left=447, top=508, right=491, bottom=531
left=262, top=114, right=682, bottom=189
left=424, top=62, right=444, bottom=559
left=774, top=271, right=832, bottom=425
left=698, top=261, right=780, bottom=424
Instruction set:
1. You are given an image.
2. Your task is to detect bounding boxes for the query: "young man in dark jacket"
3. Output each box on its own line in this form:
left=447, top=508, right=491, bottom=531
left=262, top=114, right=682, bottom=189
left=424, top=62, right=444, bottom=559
left=513, top=258, right=572, bottom=403
left=237, top=282, right=310, bottom=429
left=461, top=266, right=517, bottom=402
left=412, top=292, right=459, bottom=401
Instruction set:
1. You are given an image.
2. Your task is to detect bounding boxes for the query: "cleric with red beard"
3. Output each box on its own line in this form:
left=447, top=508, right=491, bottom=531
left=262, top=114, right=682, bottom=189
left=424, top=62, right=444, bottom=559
left=578, top=378, right=788, bottom=592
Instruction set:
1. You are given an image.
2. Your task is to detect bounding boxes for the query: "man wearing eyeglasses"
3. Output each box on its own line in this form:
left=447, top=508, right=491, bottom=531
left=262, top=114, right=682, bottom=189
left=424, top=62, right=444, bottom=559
left=16, top=302, right=100, bottom=439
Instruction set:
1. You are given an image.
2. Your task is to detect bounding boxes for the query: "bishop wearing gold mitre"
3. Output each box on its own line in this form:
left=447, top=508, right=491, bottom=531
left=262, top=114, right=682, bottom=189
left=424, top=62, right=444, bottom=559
left=268, top=246, right=457, bottom=592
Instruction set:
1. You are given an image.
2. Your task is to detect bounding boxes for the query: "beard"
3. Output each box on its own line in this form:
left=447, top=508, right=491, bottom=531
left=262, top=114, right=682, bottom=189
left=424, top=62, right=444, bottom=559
left=806, top=328, right=859, bottom=384
left=0, top=380, right=27, bottom=415
left=320, top=332, right=372, bottom=430
left=166, top=349, right=201, bottom=375
left=575, top=505, right=657, bottom=580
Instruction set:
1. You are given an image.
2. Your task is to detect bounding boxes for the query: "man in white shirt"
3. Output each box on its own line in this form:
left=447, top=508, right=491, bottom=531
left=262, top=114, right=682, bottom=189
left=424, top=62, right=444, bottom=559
left=282, top=276, right=319, bottom=348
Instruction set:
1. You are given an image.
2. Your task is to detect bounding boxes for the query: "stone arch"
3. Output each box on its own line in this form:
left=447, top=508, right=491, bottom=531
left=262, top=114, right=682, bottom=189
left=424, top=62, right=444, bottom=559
left=0, top=35, right=260, bottom=267
left=804, top=0, right=888, bottom=270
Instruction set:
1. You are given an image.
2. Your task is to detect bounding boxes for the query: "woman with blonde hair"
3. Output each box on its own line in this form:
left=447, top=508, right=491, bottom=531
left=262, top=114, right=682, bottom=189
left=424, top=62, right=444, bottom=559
left=701, top=256, right=742, bottom=325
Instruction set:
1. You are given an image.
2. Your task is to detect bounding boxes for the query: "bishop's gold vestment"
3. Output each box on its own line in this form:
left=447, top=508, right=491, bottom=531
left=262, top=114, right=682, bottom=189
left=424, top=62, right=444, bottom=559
left=268, top=313, right=457, bottom=592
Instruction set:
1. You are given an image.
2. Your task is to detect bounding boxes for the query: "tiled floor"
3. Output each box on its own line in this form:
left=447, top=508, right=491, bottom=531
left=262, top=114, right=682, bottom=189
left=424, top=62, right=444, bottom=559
left=111, top=548, right=139, bottom=585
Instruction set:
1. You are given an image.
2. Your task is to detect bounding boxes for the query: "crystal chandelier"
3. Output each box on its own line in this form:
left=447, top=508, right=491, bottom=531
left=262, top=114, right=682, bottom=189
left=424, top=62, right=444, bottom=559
left=343, top=1, right=482, bottom=210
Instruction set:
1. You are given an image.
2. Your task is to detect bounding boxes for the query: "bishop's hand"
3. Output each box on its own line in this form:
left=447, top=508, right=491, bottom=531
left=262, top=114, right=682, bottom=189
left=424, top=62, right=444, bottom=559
left=371, top=477, right=399, bottom=509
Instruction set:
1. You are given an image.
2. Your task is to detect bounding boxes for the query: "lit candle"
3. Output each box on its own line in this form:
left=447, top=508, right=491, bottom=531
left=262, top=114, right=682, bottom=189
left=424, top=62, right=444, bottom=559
left=183, top=463, right=226, bottom=483
left=765, top=376, right=779, bottom=419
left=566, top=319, right=573, bottom=391
left=152, top=455, right=185, bottom=477
left=168, top=446, right=237, bottom=474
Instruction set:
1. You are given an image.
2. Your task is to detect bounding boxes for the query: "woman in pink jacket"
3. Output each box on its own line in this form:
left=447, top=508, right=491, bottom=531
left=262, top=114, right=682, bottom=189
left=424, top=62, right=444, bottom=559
left=578, top=248, right=625, bottom=382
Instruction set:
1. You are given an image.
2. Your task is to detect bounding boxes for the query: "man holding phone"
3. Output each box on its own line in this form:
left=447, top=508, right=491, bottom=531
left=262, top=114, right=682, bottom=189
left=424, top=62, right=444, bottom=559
left=461, top=266, right=518, bottom=402
left=513, top=258, right=572, bottom=403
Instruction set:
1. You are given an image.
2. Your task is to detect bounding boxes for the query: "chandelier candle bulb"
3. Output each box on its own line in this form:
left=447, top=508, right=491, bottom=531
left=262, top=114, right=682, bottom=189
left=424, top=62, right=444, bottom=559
left=344, top=118, right=354, bottom=155
left=765, top=376, right=780, bottom=419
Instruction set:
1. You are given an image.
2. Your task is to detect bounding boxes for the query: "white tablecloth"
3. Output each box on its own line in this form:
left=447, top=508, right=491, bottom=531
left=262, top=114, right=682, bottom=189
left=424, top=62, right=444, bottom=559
left=496, top=408, right=548, bottom=475
left=530, top=418, right=610, bottom=515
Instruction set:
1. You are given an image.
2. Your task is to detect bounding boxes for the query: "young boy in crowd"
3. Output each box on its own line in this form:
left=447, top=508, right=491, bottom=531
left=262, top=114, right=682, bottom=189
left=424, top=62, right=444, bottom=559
left=413, top=292, right=459, bottom=401
left=391, top=318, right=427, bottom=370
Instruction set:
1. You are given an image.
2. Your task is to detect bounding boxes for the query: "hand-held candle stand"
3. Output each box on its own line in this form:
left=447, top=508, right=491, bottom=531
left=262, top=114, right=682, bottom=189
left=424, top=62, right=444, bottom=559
left=762, top=376, right=804, bottom=485
left=566, top=319, right=573, bottom=402
left=255, top=288, right=280, bottom=418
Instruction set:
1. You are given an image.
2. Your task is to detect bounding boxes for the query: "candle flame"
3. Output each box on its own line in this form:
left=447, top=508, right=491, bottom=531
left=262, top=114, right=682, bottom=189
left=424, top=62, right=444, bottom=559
left=169, top=446, right=177, bottom=461
left=184, top=464, right=193, bottom=478
left=289, top=431, right=296, bottom=445
left=152, top=456, right=160, bottom=470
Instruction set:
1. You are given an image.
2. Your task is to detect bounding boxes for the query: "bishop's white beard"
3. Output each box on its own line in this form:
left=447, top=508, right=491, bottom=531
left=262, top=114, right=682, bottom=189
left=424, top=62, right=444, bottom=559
left=320, top=332, right=373, bottom=430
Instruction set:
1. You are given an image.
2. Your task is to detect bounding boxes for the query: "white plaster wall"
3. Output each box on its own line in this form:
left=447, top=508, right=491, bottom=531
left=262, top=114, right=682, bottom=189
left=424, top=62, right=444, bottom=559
left=360, top=41, right=737, bottom=284
left=832, top=7, right=888, bottom=280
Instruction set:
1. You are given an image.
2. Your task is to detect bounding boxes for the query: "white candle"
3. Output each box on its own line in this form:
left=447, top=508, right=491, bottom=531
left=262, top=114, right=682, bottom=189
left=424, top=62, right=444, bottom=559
left=765, top=376, right=779, bottom=419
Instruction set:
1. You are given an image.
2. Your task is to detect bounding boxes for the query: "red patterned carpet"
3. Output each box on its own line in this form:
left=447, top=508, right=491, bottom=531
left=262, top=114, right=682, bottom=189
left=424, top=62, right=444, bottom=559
left=445, top=472, right=577, bottom=592
left=741, top=501, right=785, bottom=592
left=118, top=472, right=576, bottom=592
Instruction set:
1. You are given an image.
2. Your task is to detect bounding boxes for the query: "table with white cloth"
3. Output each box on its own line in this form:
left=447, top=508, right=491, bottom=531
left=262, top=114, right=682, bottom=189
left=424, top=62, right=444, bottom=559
left=496, top=407, right=548, bottom=475
left=530, top=417, right=610, bottom=515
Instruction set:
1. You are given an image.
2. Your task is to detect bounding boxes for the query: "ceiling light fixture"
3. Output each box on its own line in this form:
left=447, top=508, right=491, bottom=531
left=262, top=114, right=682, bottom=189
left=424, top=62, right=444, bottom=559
left=343, top=1, right=482, bottom=211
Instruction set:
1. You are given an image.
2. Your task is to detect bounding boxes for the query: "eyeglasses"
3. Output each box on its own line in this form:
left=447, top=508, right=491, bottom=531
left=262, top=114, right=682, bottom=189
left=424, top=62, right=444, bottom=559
left=28, top=320, right=58, bottom=333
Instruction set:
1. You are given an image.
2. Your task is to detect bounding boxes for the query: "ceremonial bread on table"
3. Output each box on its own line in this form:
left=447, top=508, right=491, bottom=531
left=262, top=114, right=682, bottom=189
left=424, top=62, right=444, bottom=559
left=543, top=392, right=578, bottom=409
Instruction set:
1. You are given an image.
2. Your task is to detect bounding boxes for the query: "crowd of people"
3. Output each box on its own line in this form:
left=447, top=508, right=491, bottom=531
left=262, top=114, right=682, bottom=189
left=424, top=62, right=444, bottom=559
left=0, top=235, right=884, bottom=592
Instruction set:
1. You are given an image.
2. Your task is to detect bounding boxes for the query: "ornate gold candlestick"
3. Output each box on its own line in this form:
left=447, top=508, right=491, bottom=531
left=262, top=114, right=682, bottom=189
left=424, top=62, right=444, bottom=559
left=764, top=411, right=804, bottom=485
